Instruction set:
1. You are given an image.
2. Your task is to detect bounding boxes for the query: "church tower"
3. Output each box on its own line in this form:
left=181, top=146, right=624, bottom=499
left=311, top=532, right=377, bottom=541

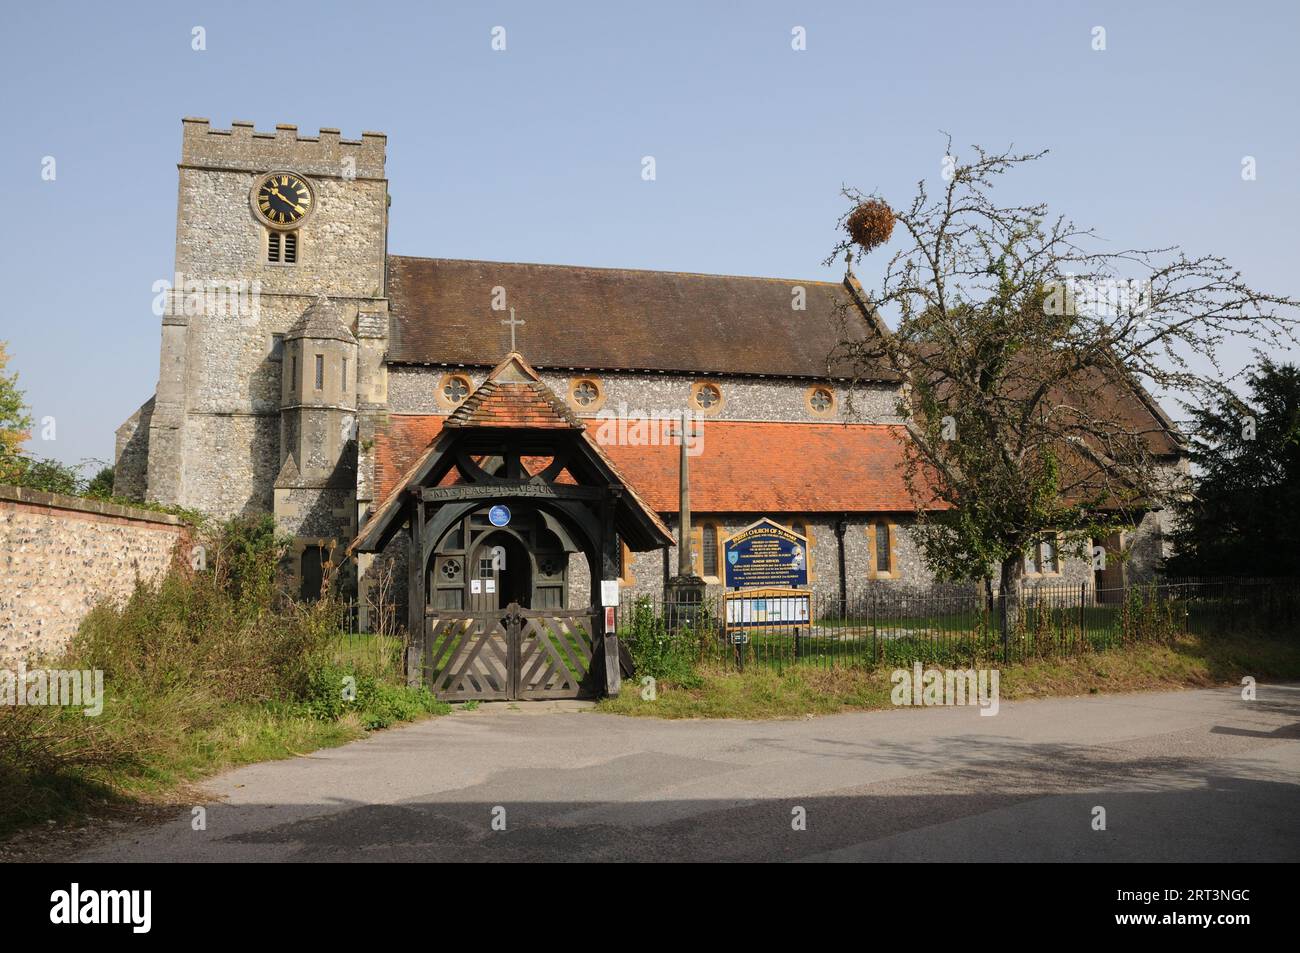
left=123, top=118, right=391, bottom=589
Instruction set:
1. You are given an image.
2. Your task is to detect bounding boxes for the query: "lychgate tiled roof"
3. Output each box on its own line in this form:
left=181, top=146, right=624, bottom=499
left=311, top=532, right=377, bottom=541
left=443, top=354, right=583, bottom=430
left=351, top=353, right=675, bottom=554
left=385, top=256, right=896, bottom=380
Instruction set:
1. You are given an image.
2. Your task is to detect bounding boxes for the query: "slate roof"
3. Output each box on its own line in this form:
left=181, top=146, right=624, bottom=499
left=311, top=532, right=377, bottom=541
left=385, top=256, right=895, bottom=380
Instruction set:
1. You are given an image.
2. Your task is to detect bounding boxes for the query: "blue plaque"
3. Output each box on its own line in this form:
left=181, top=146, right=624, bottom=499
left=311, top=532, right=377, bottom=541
left=488, top=504, right=511, bottom=527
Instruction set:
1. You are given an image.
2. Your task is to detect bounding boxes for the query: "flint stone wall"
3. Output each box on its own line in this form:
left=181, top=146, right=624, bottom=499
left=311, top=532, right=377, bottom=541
left=0, top=486, right=188, bottom=664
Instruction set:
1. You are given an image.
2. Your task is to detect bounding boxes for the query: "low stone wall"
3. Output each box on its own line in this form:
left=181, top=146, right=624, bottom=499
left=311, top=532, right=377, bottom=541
left=0, top=485, right=189, bottom=664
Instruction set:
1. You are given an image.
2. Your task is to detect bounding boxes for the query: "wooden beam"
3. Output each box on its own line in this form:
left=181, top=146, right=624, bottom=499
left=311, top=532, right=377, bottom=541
left=421, top=482, right=604, bottom=502
left=601, top=488, right=622, bottom=698
left=406, top=492, right=425, bottom=687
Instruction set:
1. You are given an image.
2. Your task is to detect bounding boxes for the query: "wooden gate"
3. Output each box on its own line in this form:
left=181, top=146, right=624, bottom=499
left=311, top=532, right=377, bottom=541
left=425, top=604, right=598, bottom=701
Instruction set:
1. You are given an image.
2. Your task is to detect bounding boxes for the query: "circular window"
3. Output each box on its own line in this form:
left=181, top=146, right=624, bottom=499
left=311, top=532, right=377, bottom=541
left=539, top=556, right=564, bottom=577
left=439, top=374, right=472, bottom=407
left=440, top=559, right=461, bottom=581
left=691, top=381, right=724, bottom=414
left=806, top=385, right=836, bottom=417
left=568, top=377, right=605, bottom=412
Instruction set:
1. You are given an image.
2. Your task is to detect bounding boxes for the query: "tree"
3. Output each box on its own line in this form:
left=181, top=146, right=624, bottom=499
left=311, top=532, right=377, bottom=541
left=0, top=341, right=117, bottom=498
left=829, top=143, right=1298, bottom=636
left=0, top=341, right=31, bottom=460
left=1165, top=359, right=1300, bottom=577
left=86, top=464, right=116, bottom=499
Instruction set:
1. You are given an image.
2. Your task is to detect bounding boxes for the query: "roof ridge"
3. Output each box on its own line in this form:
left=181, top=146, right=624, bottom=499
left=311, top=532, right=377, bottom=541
left=443, top=357, right=584, bottom=430
left=386, top=253, right=843, bottom=288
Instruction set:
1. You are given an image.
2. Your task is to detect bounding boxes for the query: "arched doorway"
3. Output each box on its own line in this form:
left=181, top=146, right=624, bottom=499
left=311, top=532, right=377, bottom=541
left=427, top=505, right=573, bottom=612
left=469, top=530, right=532, bottom=611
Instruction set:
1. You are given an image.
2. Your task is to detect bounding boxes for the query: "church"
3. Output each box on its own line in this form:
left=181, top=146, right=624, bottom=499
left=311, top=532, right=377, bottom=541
left=114, top=119, right=1182, bottom=666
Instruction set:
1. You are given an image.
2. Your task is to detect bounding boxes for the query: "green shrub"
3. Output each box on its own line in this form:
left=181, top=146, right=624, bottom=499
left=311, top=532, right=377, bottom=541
left=620, top=596, right=704, bottom=687
left=71, top=516, right=335, bottom=704
left=301, top=662, right=448, bottom=728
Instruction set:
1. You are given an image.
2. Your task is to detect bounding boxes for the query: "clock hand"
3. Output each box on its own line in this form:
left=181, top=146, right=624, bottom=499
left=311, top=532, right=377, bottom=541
left=272, top=188, right=306, bottom=213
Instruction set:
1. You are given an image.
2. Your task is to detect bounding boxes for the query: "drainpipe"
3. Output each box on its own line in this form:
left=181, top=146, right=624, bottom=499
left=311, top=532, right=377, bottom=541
left=835, top=516, right=848, bottom=619
left=678, top=410, right=692, bottom=578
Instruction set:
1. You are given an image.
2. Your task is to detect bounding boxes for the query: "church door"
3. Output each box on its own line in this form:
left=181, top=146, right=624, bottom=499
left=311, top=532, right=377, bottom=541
left=469, top=532, right=531, bottom=613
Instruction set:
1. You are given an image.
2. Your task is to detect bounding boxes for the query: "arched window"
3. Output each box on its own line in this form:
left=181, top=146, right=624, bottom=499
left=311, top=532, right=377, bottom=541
left=1025, top=534, right=1062, bottom=576
left=702, top=524, right=719, bottom=577
left=868, top=521, right=895, bottom=578
left=690, top=521, right=724, bottom=579
left=268, top=229, right=298, bottom=264
left=300, top=545, right=326, bottom=601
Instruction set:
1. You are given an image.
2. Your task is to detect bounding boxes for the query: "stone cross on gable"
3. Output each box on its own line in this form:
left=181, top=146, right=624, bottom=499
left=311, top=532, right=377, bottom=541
left=501, top=308, right=525, bottom=352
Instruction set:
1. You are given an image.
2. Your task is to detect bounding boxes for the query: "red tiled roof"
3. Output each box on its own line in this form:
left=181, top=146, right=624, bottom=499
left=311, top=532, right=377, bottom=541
left=373, top=415, right=444, bottom=507
left=375, top=416, right=937, bottom=514
left=357, top=353, right=674, bottom=554
left=444, top=376, right=582, bottom=430
left=600, top=421, right=935, bottom=512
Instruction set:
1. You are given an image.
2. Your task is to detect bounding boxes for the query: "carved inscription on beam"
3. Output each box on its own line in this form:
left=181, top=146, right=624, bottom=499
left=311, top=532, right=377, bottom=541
left=421, top=482, right=606, bottom=503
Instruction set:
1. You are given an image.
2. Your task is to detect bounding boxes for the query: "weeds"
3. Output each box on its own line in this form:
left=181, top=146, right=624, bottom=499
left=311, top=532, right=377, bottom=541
left=0, top=516, right=445, bottom=839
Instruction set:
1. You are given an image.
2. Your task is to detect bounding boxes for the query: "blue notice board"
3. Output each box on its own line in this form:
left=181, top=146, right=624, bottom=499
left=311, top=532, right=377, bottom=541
left=724, top=518, right=809, bottom=589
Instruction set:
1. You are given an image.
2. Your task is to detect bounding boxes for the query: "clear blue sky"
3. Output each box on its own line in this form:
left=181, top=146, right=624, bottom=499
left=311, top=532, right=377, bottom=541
left=1, top=0, right=1296, bottom=467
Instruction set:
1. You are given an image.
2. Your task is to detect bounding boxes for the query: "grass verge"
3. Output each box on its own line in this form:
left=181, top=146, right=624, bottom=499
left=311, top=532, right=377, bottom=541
left=0, top=517, right=450, bottom=842
left=597, top=631, right=1300, bottom=719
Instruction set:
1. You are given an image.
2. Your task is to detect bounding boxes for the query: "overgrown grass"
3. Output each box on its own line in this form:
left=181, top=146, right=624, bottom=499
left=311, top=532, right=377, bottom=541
left=599, top=630, right=1300, bottom=719
left=0, top=516, right=448, bottom=840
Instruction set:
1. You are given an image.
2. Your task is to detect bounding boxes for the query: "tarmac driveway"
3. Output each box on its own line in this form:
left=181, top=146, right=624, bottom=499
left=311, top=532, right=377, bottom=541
left=69, top=684, right=1300, bottom=862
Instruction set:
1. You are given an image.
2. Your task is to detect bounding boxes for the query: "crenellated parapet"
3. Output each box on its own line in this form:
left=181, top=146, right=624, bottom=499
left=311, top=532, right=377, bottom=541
left=180, top=117, right=387, bottom=179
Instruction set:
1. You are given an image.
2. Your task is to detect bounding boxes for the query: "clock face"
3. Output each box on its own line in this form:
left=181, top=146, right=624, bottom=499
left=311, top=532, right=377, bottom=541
left=254, top=172, right=313, bottom=228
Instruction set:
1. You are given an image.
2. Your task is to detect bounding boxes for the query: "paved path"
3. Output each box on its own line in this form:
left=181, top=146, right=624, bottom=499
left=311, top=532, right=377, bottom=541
left=71, top=684, right=1300, bottom=862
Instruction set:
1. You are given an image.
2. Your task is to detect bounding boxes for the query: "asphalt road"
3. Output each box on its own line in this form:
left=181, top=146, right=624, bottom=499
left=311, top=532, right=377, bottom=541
left=71, top=684, right=1300, bottom=862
